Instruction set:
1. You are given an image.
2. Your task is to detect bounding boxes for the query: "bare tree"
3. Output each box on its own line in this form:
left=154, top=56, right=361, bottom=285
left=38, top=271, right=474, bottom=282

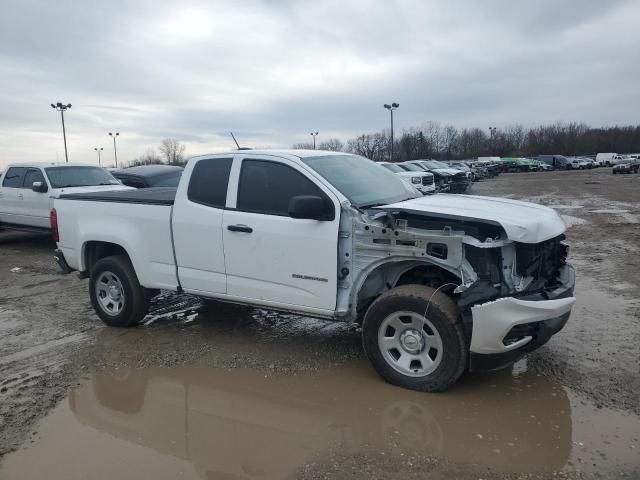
left=127, top=148, right=163, bottom=167
left=159, top=138, right=186, bottom=165
left=342, top=122, right=640, bottom=160
left=318, top=138, right=344, bottom=151
left=442, top=125, right=458, bottom=159
left=346, top=132, right=388, bottom=162
left=291, top=142, right=315, bottom=149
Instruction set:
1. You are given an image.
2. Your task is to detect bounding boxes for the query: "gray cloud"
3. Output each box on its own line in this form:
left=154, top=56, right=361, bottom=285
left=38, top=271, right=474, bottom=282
left=1, top=0, right=638, bottom=167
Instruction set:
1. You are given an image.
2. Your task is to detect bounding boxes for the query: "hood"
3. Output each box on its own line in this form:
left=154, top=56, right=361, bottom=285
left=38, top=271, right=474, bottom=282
left=430, top=167, right=463, bottom=176
left=376, top=194, right=566, bottom=243
left=50, top=184, right=134, bottom=197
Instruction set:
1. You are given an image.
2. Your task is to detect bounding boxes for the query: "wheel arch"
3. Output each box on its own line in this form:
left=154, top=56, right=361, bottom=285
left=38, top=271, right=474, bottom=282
left=353, top=259, right=462, bottom=322
left=82, top=240, right=133, bottom=274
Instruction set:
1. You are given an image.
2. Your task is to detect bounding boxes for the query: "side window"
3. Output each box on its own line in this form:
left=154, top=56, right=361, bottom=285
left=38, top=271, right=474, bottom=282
left=187, top=157, right=233, bottom=208
left=22, top=169, right=45, bottom=188
left=2, top=167, right=26, bottom=188
left=237, top=159, right=327, bottom=216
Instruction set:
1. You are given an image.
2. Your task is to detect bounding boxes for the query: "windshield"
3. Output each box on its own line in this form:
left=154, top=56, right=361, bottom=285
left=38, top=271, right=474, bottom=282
left=45, top=166, right=120, bottom=188
left=380, top=163, right=404, bottom=173
left=302, top=155, right=419, bottom=208
left=401, top=163, right=427, bottom=172
left=150, top=171, right=183, bottom=187
left=422, top=160, right=449, bottom=169
left=450, top=163, right=469, bottom=171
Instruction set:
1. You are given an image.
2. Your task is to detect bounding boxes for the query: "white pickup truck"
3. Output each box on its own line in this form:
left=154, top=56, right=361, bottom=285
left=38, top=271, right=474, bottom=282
left=0, top=162, right=130, bottom=233
left=53, top=150, right=576, bottom=391
left=378, top=162, right=436, bottom=194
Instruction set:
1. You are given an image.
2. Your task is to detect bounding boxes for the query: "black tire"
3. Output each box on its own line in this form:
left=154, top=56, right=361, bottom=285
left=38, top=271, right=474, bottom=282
left=89, top=255, right=149, bottom=327
left=361, top=285, right=467, bottom=392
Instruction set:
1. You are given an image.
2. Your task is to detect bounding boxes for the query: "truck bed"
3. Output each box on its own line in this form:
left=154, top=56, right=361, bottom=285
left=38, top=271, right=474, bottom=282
left=59, top=187, right=176, bottom=206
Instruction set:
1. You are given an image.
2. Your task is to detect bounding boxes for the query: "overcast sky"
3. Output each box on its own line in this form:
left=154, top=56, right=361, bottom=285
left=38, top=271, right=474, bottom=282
left=1, top=0, right=639, bottom=168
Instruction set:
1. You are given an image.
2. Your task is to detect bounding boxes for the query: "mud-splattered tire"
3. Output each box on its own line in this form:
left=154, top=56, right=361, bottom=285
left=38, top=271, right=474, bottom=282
left=89, top=255, right=149, bottom=327
left=362, top=285, right=467, bottom=392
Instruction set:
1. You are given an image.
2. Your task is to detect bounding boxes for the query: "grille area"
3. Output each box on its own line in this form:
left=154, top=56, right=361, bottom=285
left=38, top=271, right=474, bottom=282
left=515, top=235, right=568, bottom=290
left=422, top=175, right=434, bottom=186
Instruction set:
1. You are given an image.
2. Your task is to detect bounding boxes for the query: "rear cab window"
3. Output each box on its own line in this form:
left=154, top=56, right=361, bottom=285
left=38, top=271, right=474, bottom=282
left=187, top=157, right=233, bottom=208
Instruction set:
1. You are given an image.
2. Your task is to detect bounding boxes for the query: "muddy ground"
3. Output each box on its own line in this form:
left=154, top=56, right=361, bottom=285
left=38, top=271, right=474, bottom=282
left=0, top=168, right=638, bottom=479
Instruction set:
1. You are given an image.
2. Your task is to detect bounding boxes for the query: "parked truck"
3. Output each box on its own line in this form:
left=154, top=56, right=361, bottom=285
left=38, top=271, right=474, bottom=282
left=53, top=150, right=576, bottom=391
left=0, top=162, right=130, bottom=233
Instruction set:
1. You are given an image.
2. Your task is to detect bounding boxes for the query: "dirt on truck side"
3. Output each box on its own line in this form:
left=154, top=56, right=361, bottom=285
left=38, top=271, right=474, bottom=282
left=0, top=168, right=639, bottom=479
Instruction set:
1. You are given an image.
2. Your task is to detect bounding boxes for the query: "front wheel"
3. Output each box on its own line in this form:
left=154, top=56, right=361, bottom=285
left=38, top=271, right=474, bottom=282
left=89, top=255, right=150, bottom=327
left=362, top=285, right=467, bottom=392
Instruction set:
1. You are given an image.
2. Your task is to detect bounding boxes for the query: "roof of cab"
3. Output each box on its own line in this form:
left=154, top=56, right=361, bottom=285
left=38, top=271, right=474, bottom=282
left=5, top=162, right=99, bottom=168
left=189, top=149, right=351, bottom=161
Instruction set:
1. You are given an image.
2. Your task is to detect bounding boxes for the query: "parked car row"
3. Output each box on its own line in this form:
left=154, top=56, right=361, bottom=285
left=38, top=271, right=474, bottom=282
left=378, top=160, right=472, bottom=194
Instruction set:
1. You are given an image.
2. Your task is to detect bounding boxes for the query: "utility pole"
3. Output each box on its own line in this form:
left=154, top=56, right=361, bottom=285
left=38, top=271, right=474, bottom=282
left=383, top=103, right=399, bottom=161
left=94, top=147, right=104, bottom=167
left=51, top=102, right=72, bottom=162
left=108, top=132, right=120, bottom=168
left=310, top=131, right=319, bottom=149
left=489, top=127, right=497, bottom=155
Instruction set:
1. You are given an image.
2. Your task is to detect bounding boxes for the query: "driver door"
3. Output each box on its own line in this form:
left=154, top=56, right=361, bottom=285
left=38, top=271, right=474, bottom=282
left=19, top=168, right=50, bottom=228
left=222, top=155, right=340, bottom=312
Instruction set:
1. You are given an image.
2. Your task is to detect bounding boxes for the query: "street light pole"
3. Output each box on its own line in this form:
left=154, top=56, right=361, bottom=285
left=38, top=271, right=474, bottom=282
left=94, top=147, right=104, bottom=167
left=383, top=103, right=399, bottom=161
left=51, top=102, right=72, bottom=162
left=310, top=131, right=319, bottom=149
left=489, top=127, right=497, bottom=155
left=108, top=132, right=120, bottom=168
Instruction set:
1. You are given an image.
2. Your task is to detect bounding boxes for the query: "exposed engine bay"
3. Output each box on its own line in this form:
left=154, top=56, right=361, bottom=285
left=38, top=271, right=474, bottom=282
left=335, top=204, right=570, bottom=321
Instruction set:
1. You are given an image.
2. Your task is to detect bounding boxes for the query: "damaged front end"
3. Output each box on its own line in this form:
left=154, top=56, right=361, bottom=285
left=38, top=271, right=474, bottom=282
left=460, top=236, right=575, bottom=371
left=341, top=200, right=575, bottom=373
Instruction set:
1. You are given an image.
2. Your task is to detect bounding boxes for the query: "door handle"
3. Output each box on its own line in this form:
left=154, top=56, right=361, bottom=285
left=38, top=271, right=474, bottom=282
left=18, top=193, right=24, bottom=199
left=227, top=224, right=253, bottom=233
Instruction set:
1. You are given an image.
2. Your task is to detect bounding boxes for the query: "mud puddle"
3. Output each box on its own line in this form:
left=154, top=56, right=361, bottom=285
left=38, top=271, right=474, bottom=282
left=2, top=362, right=639, bottom=479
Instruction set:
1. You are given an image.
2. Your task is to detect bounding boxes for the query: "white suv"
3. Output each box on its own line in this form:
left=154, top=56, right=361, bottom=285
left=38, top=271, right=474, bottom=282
left=0, top=162, right=131, bottom=232
left=378, top=162, right=436, bottom=194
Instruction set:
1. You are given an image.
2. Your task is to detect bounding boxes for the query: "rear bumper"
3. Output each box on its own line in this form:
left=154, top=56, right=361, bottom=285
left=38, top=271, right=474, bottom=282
left=54, top=248, right=73, bottom=274
left=468, top=264, right=575, bottom=371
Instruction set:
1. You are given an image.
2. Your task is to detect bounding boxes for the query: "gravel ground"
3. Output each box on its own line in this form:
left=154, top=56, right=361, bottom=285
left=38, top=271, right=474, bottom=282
left=0, top=167, right=638, bottom=479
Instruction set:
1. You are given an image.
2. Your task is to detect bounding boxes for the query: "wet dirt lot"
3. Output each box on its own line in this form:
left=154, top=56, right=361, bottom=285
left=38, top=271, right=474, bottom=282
left=1, top=168, right=639, bottom=479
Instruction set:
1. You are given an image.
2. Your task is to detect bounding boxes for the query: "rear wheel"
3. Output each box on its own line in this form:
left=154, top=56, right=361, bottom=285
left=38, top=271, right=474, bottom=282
left=362, top=285, right=467, bottom=392
left=89, top=255, right=149, bottom=327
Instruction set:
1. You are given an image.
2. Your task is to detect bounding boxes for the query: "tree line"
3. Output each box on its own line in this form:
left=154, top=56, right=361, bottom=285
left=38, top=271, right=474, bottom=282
left=293, top=122, right=640, bottom=162
left=126, top=138, right=187, bottom=167
left=125, top=122, right=640, bottom=168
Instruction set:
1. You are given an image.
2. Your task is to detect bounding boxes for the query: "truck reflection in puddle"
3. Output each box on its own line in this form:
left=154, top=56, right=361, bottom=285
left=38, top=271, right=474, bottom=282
left=67, top=363, right=571, bottom=479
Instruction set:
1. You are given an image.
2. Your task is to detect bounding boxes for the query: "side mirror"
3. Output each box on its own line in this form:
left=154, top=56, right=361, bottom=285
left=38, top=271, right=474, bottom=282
left=288, top=195, right=333, bottom=221
left=32, top=181, right=48, bottom=193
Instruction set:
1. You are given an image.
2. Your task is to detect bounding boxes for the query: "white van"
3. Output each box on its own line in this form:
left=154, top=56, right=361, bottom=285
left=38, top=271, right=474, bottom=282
left=595, top=153, right=617, bottom=166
